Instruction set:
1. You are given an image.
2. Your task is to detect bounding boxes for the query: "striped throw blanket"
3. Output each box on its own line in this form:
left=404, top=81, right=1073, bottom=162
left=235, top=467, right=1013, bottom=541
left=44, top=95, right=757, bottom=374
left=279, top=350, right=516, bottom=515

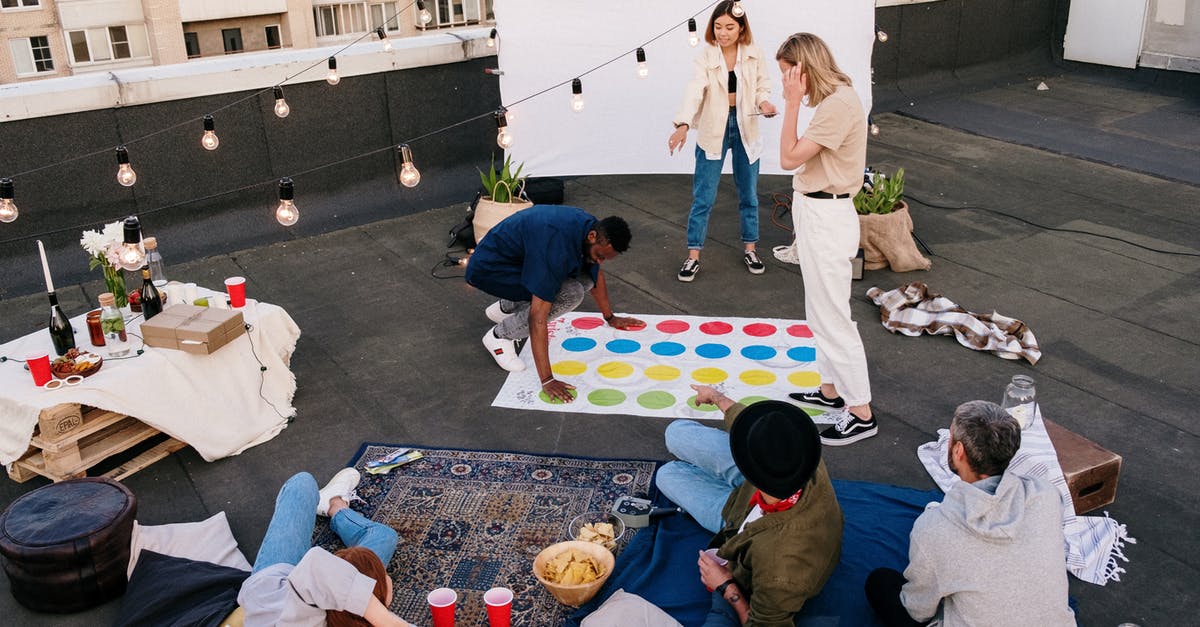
left=917, top=406, right=1134, bottom=585
left=867, top=283, right=1041, bottom=364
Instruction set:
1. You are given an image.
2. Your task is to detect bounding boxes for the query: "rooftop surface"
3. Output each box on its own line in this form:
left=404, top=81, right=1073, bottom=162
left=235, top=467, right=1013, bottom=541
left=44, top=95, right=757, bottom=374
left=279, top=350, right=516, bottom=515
left=1, top=70, right=1197, bottom=625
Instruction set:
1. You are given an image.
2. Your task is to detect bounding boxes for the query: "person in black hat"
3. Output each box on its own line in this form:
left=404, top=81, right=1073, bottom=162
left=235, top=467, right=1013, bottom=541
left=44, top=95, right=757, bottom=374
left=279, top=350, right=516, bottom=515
left=656, top=385, right=843, bottom=626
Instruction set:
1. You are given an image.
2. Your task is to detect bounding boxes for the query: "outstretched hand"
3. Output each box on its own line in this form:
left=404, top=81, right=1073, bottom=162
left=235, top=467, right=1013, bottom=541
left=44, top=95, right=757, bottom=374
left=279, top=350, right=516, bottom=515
left=541, top=378, right=577, bottom=403
left=607, top=315, right=645, bottom=330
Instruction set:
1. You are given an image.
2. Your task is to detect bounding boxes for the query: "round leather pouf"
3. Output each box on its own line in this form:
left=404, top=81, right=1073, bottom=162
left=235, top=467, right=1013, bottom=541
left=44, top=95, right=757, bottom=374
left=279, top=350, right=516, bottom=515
left=0, top=477, right=136, bottom=613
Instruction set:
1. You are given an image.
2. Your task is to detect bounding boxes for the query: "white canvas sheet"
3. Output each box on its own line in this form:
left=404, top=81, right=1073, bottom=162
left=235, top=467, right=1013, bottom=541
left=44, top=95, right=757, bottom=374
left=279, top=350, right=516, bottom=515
left=495, top=0, right=876, bottom=176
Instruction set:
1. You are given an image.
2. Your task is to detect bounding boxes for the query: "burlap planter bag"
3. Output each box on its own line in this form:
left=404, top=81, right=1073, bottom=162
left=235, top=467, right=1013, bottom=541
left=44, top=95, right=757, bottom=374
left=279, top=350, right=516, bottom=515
left=472, top=180, right=533, bottom=245
left=857, top=201, right=931, bottom=272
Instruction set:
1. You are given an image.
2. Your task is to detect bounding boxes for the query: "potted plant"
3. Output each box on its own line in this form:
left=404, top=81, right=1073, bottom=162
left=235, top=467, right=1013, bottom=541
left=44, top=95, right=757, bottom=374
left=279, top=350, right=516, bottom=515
left=853, top=168, right=930, bottom=272
left=472, top=155, right=533, bottom=244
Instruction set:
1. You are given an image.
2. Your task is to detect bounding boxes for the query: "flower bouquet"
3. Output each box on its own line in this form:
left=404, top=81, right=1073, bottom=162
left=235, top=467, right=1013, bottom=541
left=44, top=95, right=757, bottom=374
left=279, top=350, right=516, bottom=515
left=80, top=221, right=129, bottom=308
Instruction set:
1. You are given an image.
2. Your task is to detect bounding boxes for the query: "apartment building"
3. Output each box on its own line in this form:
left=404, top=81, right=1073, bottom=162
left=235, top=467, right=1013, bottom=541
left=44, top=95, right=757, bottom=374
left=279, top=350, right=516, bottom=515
left=2, top=0, right=494, bottom=83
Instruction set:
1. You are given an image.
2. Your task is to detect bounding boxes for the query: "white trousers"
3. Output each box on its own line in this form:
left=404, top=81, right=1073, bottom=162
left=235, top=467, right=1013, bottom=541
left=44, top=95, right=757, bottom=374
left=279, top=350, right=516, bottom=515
left=792, top=192, right=872, bottom=406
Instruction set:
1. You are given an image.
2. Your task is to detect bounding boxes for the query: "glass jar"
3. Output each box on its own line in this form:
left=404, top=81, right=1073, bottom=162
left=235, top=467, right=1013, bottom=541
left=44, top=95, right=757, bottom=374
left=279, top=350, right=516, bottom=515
left=1000, top=375, right=1037, bottom=429
left=98, top=292, right=131, bottom=358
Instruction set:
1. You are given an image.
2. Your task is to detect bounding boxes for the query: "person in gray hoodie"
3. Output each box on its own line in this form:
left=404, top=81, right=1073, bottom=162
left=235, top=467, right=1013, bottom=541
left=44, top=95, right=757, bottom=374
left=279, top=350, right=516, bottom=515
left=865, top=400, right=1076, bottom=627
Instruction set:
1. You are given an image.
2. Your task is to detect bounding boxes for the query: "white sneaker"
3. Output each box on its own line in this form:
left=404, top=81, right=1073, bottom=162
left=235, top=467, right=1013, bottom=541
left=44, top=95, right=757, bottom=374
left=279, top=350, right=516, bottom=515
left=482, top=328, right=526, bottom=372
left=317, top=467, right=361, bottom=516
left=485, top=301, right=514, bottom=324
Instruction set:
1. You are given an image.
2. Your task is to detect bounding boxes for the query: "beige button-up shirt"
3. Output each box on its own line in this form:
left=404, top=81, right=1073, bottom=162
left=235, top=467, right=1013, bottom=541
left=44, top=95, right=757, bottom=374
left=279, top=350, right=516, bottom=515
left=673, top=43, right=772, bottom=162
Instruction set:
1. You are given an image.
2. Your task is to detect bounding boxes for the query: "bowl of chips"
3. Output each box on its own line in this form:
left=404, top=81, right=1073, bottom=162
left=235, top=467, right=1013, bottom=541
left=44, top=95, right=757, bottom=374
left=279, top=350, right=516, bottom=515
left=565, top=511, right=625, bottom=550
left=532, top=540, right=615, bottom=607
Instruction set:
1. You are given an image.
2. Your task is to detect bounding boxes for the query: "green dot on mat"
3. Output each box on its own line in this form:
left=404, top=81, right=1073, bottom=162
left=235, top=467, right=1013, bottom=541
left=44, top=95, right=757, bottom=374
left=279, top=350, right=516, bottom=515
left=801, top=407, right=825, bottom=417
left=587, top=389, right=626, bottom=406
left=687, top=395, right=720, bottom=412
left=538, top=389, right=579, bottom=404
left=637, top=390, right=676, bottom=410
left=738, top=395, right=770, bottom=405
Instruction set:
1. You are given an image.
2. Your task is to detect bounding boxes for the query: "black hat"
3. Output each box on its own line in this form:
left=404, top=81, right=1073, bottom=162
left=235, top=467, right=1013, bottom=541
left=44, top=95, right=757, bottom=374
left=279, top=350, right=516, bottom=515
left=729, top=400, right=821, bottom=499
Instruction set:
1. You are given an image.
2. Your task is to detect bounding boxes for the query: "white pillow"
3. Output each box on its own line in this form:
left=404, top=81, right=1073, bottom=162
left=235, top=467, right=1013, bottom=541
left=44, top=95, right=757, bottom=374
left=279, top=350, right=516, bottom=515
left=127, top=511, right=252, bottom=578
left=581, top=589, right=683, bottom=627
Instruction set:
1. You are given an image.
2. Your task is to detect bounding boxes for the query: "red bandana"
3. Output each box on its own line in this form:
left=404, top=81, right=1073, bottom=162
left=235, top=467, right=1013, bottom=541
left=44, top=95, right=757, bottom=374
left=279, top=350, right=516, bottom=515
left=750, top=488, right=803, bottom=514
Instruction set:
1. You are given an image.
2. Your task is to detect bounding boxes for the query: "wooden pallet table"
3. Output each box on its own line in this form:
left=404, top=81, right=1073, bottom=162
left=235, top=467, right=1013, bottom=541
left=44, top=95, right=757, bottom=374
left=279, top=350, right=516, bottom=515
left=7, top=403, right=187, bottom=484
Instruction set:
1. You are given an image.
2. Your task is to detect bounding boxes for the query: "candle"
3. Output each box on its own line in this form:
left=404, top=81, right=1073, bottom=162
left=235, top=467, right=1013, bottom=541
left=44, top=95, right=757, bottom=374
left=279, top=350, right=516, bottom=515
left=37, top=240, right=55, bottom=293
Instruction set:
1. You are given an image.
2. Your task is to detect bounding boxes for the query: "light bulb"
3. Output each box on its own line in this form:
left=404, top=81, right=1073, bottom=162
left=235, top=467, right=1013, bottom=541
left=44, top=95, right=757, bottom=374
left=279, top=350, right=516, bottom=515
left=273, top=86, right=290, bottom=118
left=731, top=1, right=744, bottom=18
left=201, top=114, right=219, bottom=150
left=687, top=18, right=699, bottom=47
left=495, top=110, right=513, bottom=149
left=571, top=78, right=584, bottom=113
left=869, top=123, right=880, bottom=137
left=487, top=28, right=497, bottom=48
left=326, top=57, right=340, bottom=85
left=115, top=146, right=137, bottom=187
left=876, top=28, right=888, bottom=43
left=376, top=27, right=392, bottom=52
left=276, top=178, right=299, bottom=226
left=635, top=48, right=648, bottom=79
left=417, top=0, right=432, bottom=25
left=117, top=216, right=145, bottom=270
left=0, top=179, right=17, bottom=223
left=383, top=39, right=393, bottom=52
left=398, top=144, right=420, bottom=187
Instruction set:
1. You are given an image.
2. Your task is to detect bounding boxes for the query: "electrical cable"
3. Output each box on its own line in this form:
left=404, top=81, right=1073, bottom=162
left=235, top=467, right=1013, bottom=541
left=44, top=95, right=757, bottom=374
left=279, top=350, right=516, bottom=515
left=242, top=323, right=292, bottom=422
left=431, top=250, right=469, bottom=279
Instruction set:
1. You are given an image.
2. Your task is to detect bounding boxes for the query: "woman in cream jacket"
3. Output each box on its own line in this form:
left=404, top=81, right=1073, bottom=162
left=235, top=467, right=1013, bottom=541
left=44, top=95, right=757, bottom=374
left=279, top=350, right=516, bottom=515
left=668, top=1, right=776, bottom=282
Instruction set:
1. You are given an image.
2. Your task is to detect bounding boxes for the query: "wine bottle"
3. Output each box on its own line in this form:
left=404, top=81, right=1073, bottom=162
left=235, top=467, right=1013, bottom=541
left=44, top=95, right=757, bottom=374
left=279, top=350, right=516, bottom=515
left=48, top=291, right=75, bottom=356
left=139, top=266, right=164, bottom=320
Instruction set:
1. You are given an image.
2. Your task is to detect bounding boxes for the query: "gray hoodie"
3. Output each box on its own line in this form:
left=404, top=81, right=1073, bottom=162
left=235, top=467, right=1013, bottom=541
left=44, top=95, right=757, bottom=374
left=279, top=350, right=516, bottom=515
left=901, top=472, right=1076, bottom=627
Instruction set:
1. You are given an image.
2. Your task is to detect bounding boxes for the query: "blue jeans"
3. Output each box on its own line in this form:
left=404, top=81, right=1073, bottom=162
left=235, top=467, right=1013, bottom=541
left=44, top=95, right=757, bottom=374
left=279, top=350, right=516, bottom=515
left=252, top=472, right=399, bottom=573
left=655, top=420, right=744, bottom=534
left=686, top=109, right=760, bottom=250
left=702, top=590, right=741, bottom=627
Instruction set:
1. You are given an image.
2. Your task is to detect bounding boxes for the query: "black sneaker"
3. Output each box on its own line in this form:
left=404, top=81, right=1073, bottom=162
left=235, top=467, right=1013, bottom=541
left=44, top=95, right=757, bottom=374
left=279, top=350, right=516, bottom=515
left=743, top=250, right=765, bottom=275
left=677, top=258, right=700, bottom=282
left=819, top=409, right=878, bottom=446
left=789, top=391, right=845, bottom=409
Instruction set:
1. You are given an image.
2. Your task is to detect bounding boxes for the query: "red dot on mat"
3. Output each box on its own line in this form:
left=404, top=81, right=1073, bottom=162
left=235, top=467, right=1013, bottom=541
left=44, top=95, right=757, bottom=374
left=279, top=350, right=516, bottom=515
left=787, top=324, right=813, bottom=338
left=572, top=317, right=605, bottom=330
left=699, top=321, right=734, bottom=335
left=656, top=320, right=690, bottom=334
left=743, top=323, right=777, bottom=337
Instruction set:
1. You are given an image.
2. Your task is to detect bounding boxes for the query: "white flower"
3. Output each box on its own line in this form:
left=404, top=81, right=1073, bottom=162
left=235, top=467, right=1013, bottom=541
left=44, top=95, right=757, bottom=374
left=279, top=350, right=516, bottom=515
left=80, top=229, right=105, bottom=257
left=105, top=247, right=123, bottom=268
left=100, top=221, right=124, bottom=248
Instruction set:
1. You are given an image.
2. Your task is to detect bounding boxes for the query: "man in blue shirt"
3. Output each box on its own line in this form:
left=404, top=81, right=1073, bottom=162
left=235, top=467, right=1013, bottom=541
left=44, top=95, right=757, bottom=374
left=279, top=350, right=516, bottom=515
left=465, top=205, right=644, bottom=402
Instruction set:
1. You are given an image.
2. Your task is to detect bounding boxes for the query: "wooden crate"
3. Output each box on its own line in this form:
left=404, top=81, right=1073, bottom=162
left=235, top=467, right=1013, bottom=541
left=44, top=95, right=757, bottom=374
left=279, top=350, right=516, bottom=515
left=8, top=403, right=187, bottom=484
left=1044, top=419, right=1122, bottom=515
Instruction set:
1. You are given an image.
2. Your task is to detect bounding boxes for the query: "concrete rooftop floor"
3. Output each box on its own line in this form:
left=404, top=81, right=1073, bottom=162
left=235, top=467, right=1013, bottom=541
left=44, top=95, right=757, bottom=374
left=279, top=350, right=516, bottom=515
left=1, top=71, right=1197, bottom=625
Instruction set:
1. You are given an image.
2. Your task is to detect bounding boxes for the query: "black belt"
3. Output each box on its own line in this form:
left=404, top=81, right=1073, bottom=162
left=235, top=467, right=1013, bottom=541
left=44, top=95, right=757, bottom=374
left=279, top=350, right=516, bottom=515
left=803, top=191, right=851, bottom=199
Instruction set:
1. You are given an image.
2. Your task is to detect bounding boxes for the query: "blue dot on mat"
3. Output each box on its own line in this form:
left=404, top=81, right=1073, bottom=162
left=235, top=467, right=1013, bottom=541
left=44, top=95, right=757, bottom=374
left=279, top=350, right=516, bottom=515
left=788, top=346, right=817, bottom=362
left=696, top=343, right=732, bottom=359
left=740, top=345, right=777, bottom=361
left=561, top=337, right=597, bottom=352
left=605, top=339, right=641, bottom=354
left=650, top=341, right=686, bottom=357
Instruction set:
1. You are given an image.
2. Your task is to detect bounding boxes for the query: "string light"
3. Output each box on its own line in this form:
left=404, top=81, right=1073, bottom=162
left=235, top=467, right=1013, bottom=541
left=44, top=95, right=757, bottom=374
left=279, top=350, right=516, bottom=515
left=875, top=26, right=888, bottom=43
left=416, top=0, right=432, bottom=26
left=571, top=78, right=584, bottom=113
left=273, top=86, right=290, bottom=118
left=397, top=144, right=420, bottom=187
left=635, top=47, right=649, bottom=79
left=326, top=57, right=340, bottom=85
left=115, top=146, right=137, bottom=187
left=376, top=27, right=392, bottom=52
left=687, top=18, right=699, bottom=46
left=495, top=109, right=513, bottom=149
left=275, top=178, right=298, bottom=226
left=870, top=122, right=880, bottom=136
left=201, top=115, right=220, bottom=150
left=0, top=178, right=17, bottom=223
left=487, top=28, right=497, bottom=48
left=731, top=1, right=745, bottom=18
left=117, top=216, right=146, bottom=270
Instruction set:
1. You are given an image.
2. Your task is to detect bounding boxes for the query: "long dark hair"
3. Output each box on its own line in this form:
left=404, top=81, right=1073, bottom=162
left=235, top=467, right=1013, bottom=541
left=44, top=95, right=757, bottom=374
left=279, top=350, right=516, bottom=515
left=326, top=547, right=390, bottom=627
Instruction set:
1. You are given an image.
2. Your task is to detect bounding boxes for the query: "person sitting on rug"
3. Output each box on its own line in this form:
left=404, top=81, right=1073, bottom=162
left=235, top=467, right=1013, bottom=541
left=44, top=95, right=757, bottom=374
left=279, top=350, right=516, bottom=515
left=464, top=205, right=644, bottom=402
left=656, top=385, right=843, bottom=626
left=864, top=401, right=1075, bottom=627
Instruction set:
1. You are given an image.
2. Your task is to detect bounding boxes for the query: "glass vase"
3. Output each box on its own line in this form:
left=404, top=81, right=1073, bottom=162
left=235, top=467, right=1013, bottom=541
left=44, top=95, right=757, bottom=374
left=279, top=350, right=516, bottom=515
left=102, top=263, right=128, bottom=309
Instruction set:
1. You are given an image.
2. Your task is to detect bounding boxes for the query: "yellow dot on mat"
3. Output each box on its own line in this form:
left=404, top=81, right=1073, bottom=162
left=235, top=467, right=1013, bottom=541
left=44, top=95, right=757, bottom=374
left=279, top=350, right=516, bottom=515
left=788, top=371, right=821, bottom=388
left=597, top=361, right=635, bottom=379
left=739, top=369, right=776, bottom=386
left=552, top=360, right=587, bottom=376
left=644, top=365, right=681, bottom=381
left=691, top=367, right=728, bottom=384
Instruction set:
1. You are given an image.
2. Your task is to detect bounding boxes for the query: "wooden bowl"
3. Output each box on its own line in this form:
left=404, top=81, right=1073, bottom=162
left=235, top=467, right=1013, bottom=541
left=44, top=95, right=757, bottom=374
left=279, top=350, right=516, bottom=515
left=532, top=540, right=615, bottom=607
left=51, top=352, right=103, bottom=379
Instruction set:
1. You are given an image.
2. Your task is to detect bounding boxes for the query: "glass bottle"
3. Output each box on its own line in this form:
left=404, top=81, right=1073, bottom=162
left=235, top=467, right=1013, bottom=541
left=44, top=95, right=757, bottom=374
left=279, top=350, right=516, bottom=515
left=48, top=290, right=76, bottom=356
left=139, top=266, right=164, bottom=320
left=143, top=236, right=167, bottom=288
left=98, top=292, right=130, bottom=357
left=1000, top=375, right=1037, bottom=429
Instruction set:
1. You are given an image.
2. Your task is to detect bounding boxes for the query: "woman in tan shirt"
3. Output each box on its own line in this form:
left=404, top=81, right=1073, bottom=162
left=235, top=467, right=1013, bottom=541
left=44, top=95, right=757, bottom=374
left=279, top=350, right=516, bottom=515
left=776, top=33, right=877, bottom=446
left=668, top=1, right=776, bottom=282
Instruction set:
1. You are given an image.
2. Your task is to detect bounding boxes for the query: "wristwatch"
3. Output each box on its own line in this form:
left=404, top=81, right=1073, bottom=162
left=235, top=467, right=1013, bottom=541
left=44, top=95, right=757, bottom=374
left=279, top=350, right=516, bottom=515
left=714, top=578, right=737, bottom=598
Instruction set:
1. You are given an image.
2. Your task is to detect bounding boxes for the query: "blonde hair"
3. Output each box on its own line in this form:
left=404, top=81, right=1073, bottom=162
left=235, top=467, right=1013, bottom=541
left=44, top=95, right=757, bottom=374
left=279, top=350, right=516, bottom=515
left=775, top=33, right=852, bottom=107
left=705, top=1, right=753, bottom=46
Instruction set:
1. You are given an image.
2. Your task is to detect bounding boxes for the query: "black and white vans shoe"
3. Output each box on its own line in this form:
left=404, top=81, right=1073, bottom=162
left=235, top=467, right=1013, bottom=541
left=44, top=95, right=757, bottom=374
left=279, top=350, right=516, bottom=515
left=819, top=409, right=878, bottom=446
left=789, top=391, right=846, bottom=409
left=677, top=258, right=700, bottom=282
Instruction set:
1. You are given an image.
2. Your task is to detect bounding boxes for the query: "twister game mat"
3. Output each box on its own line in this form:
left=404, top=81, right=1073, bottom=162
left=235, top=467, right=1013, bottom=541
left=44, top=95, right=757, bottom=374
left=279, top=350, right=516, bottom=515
left=492, top=312, right=833, bottom=422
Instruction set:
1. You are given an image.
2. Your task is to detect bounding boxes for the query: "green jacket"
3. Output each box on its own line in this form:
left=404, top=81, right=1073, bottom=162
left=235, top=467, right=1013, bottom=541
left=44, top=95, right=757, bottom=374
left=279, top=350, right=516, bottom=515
left=709, top=404, right=844, bottom=627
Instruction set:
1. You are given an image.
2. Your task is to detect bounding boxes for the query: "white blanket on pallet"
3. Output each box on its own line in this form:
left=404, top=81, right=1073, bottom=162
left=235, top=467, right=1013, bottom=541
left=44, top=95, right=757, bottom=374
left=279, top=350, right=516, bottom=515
left=917, top=406, right=1133, bottom=585
left=0, top=288, right=300, bottom=466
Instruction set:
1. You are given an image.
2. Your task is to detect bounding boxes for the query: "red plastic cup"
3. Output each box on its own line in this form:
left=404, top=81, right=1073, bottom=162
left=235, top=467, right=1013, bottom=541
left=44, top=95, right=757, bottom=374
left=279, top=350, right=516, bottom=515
left=427, top=587, right=456, bottom=627
left=224, top=276, right=247, bottom=308
left=27, top=352, right=52, bottom=387
left=483, top=587, right=513, bottom=627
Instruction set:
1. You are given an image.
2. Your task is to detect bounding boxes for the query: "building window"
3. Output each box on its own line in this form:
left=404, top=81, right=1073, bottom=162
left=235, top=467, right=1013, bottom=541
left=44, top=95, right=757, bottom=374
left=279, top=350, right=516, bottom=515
left=265, top=24, right=282, bottom=49
left=66, top=24, right=150, bottom=65
left=109, top=26, right=131, bottom=58
left=425, top=0, right=485, bottom=29
left=370, top=2, right=400, bottom=32
left=184, top=32, right=200, bottom=58
left=222, top=28, right=243, bottom=54
left=314, top=2, right=398, bottom=37
left=1, top=0, right=41, bottom=9
left=8, top=36, right=54, bottom=75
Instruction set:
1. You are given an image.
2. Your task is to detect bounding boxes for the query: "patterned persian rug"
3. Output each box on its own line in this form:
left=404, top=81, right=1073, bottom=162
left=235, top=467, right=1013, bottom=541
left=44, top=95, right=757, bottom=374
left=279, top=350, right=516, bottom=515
left=313, top=444, right=659, bottom=627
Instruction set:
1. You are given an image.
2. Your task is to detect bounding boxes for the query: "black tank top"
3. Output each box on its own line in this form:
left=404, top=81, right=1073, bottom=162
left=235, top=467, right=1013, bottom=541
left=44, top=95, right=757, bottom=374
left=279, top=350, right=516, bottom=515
left=728, top=70, right=737, bottom=94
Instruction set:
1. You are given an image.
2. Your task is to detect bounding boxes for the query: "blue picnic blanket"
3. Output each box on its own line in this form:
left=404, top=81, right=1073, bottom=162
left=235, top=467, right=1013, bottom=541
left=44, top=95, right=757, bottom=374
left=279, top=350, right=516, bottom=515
left=568, top=479, right=944, bottom=627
